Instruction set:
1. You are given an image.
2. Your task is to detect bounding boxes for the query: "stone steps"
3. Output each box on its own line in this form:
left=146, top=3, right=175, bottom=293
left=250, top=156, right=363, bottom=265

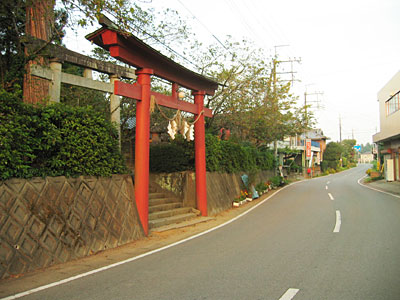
left=149, top=197, right=179, bottom=207
left=148, top=189, right=199, bottom=231
left=149, top=212, right=200, bottom=230
left=149, top=202, right=183, bottom=213
left=149, top=207, right=199, bottom=220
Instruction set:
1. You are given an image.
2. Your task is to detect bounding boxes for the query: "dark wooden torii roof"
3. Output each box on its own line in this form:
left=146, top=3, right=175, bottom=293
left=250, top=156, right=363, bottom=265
left=86, top=25, right=219, bottom=96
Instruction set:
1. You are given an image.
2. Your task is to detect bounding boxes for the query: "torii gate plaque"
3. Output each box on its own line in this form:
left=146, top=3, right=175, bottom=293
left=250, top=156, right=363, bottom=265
left=87, top=26, right=219, bottom=235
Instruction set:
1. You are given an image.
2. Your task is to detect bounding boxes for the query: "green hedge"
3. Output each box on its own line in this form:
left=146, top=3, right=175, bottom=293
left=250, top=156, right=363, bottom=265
left=149, top=133, right=274, bottom=173
left=150, top=142, right=194, bottom=173
left=205, top=134, right=274, bottom=173
left=0, top=90, right=127, bottom=180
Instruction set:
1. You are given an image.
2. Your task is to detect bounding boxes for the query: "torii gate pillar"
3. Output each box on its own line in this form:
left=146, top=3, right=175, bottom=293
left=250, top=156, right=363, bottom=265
left=135, top=68, right=153, bottom=235
left=86, top=25, right=219, bottom=235
left=193, top=91, right=207, bottom=217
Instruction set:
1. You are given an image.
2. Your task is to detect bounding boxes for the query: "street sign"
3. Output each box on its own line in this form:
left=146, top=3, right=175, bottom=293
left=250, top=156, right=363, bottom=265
left=353, top=145, right=361, bottom=152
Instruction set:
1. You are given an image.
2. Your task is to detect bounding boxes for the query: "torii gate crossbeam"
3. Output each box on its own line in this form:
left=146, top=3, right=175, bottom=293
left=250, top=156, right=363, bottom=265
left=87, top=26, right=219, bottom=235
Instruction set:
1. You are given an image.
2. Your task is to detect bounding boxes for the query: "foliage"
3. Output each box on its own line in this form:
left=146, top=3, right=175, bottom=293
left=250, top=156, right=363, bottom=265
left=255, top=182, right=269, bottom=194
left=341, top=139, right=356, bottom=164
left=60, top=63, right=110, bottom=117
left=149, top=135, right=194, bottom=173
left=321, top=142, right=343, bottom=171
left=322, top=140, right=358, bottom=172
left=148, top=134, right=275, bottom=173
left=289, top=162, right=302, bottom=173
left=0, top=0, right=68, bottom=92
left=205, top=134, right=274, bottom=173
left=200, top=43, right=310, bottom=146
left=234, top=190, right=249, bottom=202
left=360, top=142, right=373, bottom=154
left=0, top=90, right=126, bottom=180
left=270, top=175, right=284, bottom=188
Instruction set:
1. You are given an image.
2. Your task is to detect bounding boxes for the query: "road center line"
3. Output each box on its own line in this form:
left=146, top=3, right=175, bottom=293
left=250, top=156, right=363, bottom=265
left=278, top=288, right=300, bottom=300
left=327, top=181, right=330, bottom=185
left=325, top=185, right=328, bottom=190
left=328, top=192, right=334, bottom=200
left=333, top=210, right=341, bottom=233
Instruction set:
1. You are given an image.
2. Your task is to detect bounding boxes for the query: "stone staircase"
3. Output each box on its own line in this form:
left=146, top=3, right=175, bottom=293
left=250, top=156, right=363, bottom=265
left=148, top=188, right=200, bottom=231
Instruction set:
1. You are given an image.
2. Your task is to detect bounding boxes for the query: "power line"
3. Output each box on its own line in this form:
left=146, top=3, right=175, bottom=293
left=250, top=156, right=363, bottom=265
left=137, top=27, right=202, bottom=71
left=176, top=0, right=228, bottom=51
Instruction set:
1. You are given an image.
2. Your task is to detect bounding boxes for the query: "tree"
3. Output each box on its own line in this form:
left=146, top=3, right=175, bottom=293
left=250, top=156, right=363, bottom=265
left=186, top=37, right=308, bottom=147
left=341, top=139, right=356, bottom=164
left=1, top=0, right=67, bottom=97
left=322, top=142, right=344, bottom=170
left=360, top=142, right=372, bottom=154
left=1, top=0, right=191, bottom=101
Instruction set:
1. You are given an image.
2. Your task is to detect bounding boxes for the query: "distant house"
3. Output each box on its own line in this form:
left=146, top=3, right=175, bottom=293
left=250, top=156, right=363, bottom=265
left=273, top=129, right=329, bottom=172
left=372, top=71, right=400, bottom=181
left=359, top=153, right=374, bottom=164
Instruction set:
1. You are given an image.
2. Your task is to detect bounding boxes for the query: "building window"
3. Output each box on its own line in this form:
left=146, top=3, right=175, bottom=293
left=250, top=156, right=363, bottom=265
left=386, top=91, right=400, bottom=116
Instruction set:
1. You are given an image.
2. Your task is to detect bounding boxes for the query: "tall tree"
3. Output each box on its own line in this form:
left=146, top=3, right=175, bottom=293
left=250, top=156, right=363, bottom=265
left=23, top=0, right=55, bottom=104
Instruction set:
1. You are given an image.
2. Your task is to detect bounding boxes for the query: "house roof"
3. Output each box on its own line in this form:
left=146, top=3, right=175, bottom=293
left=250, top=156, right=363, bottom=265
left=301, top=129, right=329, bottom=140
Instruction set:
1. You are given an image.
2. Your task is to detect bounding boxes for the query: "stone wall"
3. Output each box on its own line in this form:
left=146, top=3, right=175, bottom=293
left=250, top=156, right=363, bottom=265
left=150, top=170, right=275, bottom=216
left=0, top=175, right=144, bottom=280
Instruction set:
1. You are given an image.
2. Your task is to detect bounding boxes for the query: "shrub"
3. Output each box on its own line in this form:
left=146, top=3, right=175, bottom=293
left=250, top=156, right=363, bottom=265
left=150, top=142, right=193, bottom=173
left=149, top=133, right=275, bottom=173
left=0, top=90, right=126, bottom=180
left=205, top=134, right=274, bottom=173
left=270, top=175, right=283, bottom=187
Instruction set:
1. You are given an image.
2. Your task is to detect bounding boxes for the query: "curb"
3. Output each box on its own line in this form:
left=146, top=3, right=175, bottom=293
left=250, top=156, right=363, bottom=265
left=357, top=175, right=400, bottom=199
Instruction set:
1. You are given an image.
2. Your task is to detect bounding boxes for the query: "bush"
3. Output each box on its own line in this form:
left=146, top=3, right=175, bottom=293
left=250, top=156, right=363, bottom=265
left=205, top=134, right=274, bottom=173
left=150, top=142, right=193, bottom=173
left=270, top=175, right=283, bottom=187
left=321, top=160, right=338, bottom=172
left=149, top=133, right=275, bottom=173
left=0, top=90, right=126, bottom=180
left=255, top=182, right=266, bottom=194
left=289, top=163, right=302, bottom=173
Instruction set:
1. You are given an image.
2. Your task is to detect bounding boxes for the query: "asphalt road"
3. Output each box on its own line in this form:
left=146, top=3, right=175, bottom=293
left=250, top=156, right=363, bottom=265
left=6, top=165, right=400, bottom=299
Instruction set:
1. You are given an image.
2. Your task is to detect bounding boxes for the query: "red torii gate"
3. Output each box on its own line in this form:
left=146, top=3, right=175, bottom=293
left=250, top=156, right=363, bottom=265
left=87, top=26, right=219, bottom=235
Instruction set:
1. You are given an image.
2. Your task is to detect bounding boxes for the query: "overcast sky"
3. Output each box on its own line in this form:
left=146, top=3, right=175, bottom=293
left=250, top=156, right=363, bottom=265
left=65, top=0, right=400, bottom=145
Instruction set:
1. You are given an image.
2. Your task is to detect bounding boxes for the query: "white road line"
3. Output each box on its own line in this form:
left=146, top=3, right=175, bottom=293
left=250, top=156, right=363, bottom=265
left=1, top=181, right=305, bottom=300
left=325, top=185, right=328, bottom=190
left=279, top=288, right=300, bottom=300
left=328, top=193, right=334, bottom=200
left=333, top=210, right=341, bottom=233
left=327, top=181, right=330, bottom=184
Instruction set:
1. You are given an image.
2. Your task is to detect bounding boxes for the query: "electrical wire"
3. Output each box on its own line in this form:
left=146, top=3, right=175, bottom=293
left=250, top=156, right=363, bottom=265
left=176, top=0, right=228, bottom=51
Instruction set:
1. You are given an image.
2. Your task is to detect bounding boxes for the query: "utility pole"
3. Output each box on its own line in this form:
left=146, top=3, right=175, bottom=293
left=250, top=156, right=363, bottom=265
left=339, top=115, right=342, bottom=143
left=272, top=45, right=301, bottom=175
left=278, top=58, right=302, bottom=86
left=302, top=89, right=323, bottom=174
left=272, top=56, right=279, bottom=174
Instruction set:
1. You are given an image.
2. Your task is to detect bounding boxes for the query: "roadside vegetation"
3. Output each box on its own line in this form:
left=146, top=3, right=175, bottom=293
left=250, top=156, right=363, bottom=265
left=321, top=139, right=358, bottom=175
left=364, top=160, right=383, bottom=182
left=1, top=0, right=313, bottom=179
left=0, top=90, right=127, bottom=180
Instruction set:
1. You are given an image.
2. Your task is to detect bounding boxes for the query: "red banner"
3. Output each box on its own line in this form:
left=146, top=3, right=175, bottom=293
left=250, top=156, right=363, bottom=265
left=306, top=139, right=312, bottom=158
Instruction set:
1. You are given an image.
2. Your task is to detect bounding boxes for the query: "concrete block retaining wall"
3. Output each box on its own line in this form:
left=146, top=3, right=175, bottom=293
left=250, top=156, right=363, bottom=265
left=151, top=170, right=275, bottom=216
left=0, top=175, right=144, bottom=280
left=1, top=170, right=286, bottom=280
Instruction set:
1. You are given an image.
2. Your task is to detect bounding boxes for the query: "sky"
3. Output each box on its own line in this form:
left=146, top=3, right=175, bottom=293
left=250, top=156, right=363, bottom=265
left=64, top=0, right=400, bottom=145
